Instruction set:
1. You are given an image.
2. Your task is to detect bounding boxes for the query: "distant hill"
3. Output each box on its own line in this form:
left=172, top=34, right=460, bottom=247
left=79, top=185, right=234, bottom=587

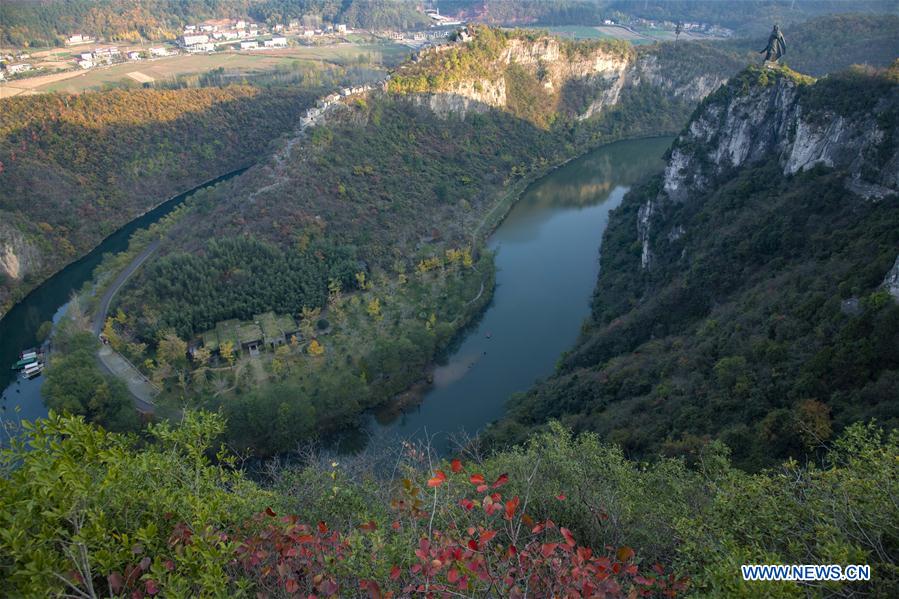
left=0, top=0, right=428, bottom=47
left=438, top=0, right=899, bottom=35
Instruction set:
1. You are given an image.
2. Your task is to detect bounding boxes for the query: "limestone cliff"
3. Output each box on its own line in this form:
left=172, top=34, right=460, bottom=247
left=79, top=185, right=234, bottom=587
left=639, top=65, right=899, bottom=269
left=390, top=27, right=741, bottom=124
left=0, top=221, right=42, bottom=318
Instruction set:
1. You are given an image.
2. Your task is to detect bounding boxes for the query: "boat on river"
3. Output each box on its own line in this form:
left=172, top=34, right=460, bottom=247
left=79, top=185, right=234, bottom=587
left=11, top=355, right=38, bottom=370
left=23, top=362, right=44, bottom=379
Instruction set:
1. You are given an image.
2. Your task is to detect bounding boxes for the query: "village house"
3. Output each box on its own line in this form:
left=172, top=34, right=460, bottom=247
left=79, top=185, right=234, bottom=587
left=182, top=33, right=209, bottom=46
left=149, top=47, right=170, bottom=57
left=186, top=42, right=216, bottom=53
left=127, top=51, right=141, bottom=61
left=336, top=23, right=348, bottom=33
left=199, top=312, right=298, bottom=358
left=240, top=40, right=259, bottom=50
left=263, top=37, right=288, bottom=48
left=65, top=34, right=93, bottom=46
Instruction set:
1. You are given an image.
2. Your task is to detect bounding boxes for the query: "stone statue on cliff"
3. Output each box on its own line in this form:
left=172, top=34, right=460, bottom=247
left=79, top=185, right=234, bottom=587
left=760, top=24, right=786, bottom=63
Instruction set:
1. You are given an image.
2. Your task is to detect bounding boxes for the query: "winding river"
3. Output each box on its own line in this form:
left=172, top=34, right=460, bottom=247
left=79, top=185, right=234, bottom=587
left=0, top=137, right=672, bottom=449
left=0, top=169, right=246, bottom=430
left=368, top=136, right=673, bottom=451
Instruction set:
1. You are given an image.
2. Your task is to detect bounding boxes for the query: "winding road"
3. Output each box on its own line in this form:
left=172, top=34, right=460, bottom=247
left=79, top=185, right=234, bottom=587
left=91, top=240, right=160, bottom=336
left=92, top=240, right=161, bottom=413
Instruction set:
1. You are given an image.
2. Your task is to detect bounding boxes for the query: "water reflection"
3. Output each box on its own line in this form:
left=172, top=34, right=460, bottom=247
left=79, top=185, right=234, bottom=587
left=368, top=136, right=673, bottom=452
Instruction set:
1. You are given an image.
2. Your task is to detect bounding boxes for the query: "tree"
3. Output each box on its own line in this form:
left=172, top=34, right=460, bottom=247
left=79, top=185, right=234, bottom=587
left=220, top=340, right=236, bottom=366
left=36, top=320, right=53, bottom=343
left=366, top=297, right=382, bottom=320
left=157, top=330, right=188, bottom=372
left=307, top=339, right=325, bottom=356
left=299, top=306, right=321, bottom=341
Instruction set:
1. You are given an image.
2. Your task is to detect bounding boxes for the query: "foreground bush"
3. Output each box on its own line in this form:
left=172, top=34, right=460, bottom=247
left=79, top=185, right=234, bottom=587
left=1, top=413, right=895, bottom=596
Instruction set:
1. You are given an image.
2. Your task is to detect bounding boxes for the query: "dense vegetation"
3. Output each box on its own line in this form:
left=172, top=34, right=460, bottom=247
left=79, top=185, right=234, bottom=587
left=1, top=412, right=895, bottom=596
left=42, top=28, right=741, bottom=455
left=0, top=85, right=315, bottom=316
left=488, top=67, right=899, bottom=471
left=42, top=319, right=139, bottom=433
left=131, top=237, right=358, bottom=338
left=0, top=0, right=427, bottom=47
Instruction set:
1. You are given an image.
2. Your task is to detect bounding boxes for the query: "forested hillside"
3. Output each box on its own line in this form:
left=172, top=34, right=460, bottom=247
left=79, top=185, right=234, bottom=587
left=439, top=0, right=896, bottom=35
left=0, top=0, right=427, bottom=47
left=94, top=29, right=746, bottom=454
left=488, top=64, right=899, bottom=471
left=0, top=85, right=315, bottom=318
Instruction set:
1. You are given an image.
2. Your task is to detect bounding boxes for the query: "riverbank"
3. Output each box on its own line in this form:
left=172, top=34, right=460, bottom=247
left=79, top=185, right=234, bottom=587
left=0, top=167, right=251, bottom=323
left=368, top=136, right=674, bottom=452
left=0, top=169, right=248, bottom=423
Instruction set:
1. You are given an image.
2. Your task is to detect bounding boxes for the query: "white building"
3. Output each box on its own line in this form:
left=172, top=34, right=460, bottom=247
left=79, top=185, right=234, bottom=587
left=127, top=51, right=141, bottom=60
left=263, top=37, right=288, bottom=48
left=336, top=24, right=347, bottom=33
left=6, top=63, right=32, bottom=74
left=240, top=41, right=259, bottom=50
left=182, top=34, right=209, bottom=46
left=186, top=42, right=215, bottom=53
left=235, top=20, right=247, bottom=29
left=149, top=47, right=170, bottom=57
left=66, top=34, right=93, bottom=45
left=77, top=59, right=92, bottom=69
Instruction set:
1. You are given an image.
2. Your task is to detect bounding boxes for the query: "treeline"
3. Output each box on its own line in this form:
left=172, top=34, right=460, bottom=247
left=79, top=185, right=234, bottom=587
left=439, top=0, right=895, bottom=35
left=0, top=85, right=315, bottom=316
left=122, top=237, right=358, bottom=338
left=488, top=69, right=899, bottom=471
left=0, top=0, right=427, bottom=47
left=2, top=413, right=896, bottom=596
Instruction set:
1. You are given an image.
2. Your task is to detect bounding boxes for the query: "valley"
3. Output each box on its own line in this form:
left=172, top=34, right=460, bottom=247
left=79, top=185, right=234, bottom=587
left=1, top=5, right=898, bottom=596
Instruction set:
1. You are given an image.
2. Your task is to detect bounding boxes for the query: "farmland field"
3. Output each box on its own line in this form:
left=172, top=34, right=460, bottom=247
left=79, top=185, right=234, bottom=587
left=7, top=43, right=410, bottom=95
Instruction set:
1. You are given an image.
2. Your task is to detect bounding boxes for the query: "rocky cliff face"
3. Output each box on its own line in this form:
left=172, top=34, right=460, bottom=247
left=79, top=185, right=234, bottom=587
left=0, top=221, right=41, bottom=318
left=886, top=254, right=899, bottom=300
left=402, top=34, right=737, bottom=122
left=639, top=66, right=899, bottom=269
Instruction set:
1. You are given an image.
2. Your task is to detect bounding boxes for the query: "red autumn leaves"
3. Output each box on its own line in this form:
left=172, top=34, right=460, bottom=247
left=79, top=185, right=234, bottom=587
left=89, top=459, right=686, bottom=598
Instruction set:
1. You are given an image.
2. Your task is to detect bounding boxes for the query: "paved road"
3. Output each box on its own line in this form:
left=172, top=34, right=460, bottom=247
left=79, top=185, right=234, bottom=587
left=92, top=240, right=161, bottom=413
left=92, top=240, right=160, bottom=336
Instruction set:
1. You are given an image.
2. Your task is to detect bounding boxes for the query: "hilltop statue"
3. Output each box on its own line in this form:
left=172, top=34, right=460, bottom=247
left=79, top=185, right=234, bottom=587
left=760, top=24, right=786, bottom=63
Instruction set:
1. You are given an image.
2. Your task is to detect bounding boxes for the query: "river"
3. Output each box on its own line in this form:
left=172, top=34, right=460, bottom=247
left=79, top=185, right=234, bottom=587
left=1, top=137, right=671, bottom=450
left=0, top=169, right=246, bottom=432
left=367, top=136, right=673, bottom=452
